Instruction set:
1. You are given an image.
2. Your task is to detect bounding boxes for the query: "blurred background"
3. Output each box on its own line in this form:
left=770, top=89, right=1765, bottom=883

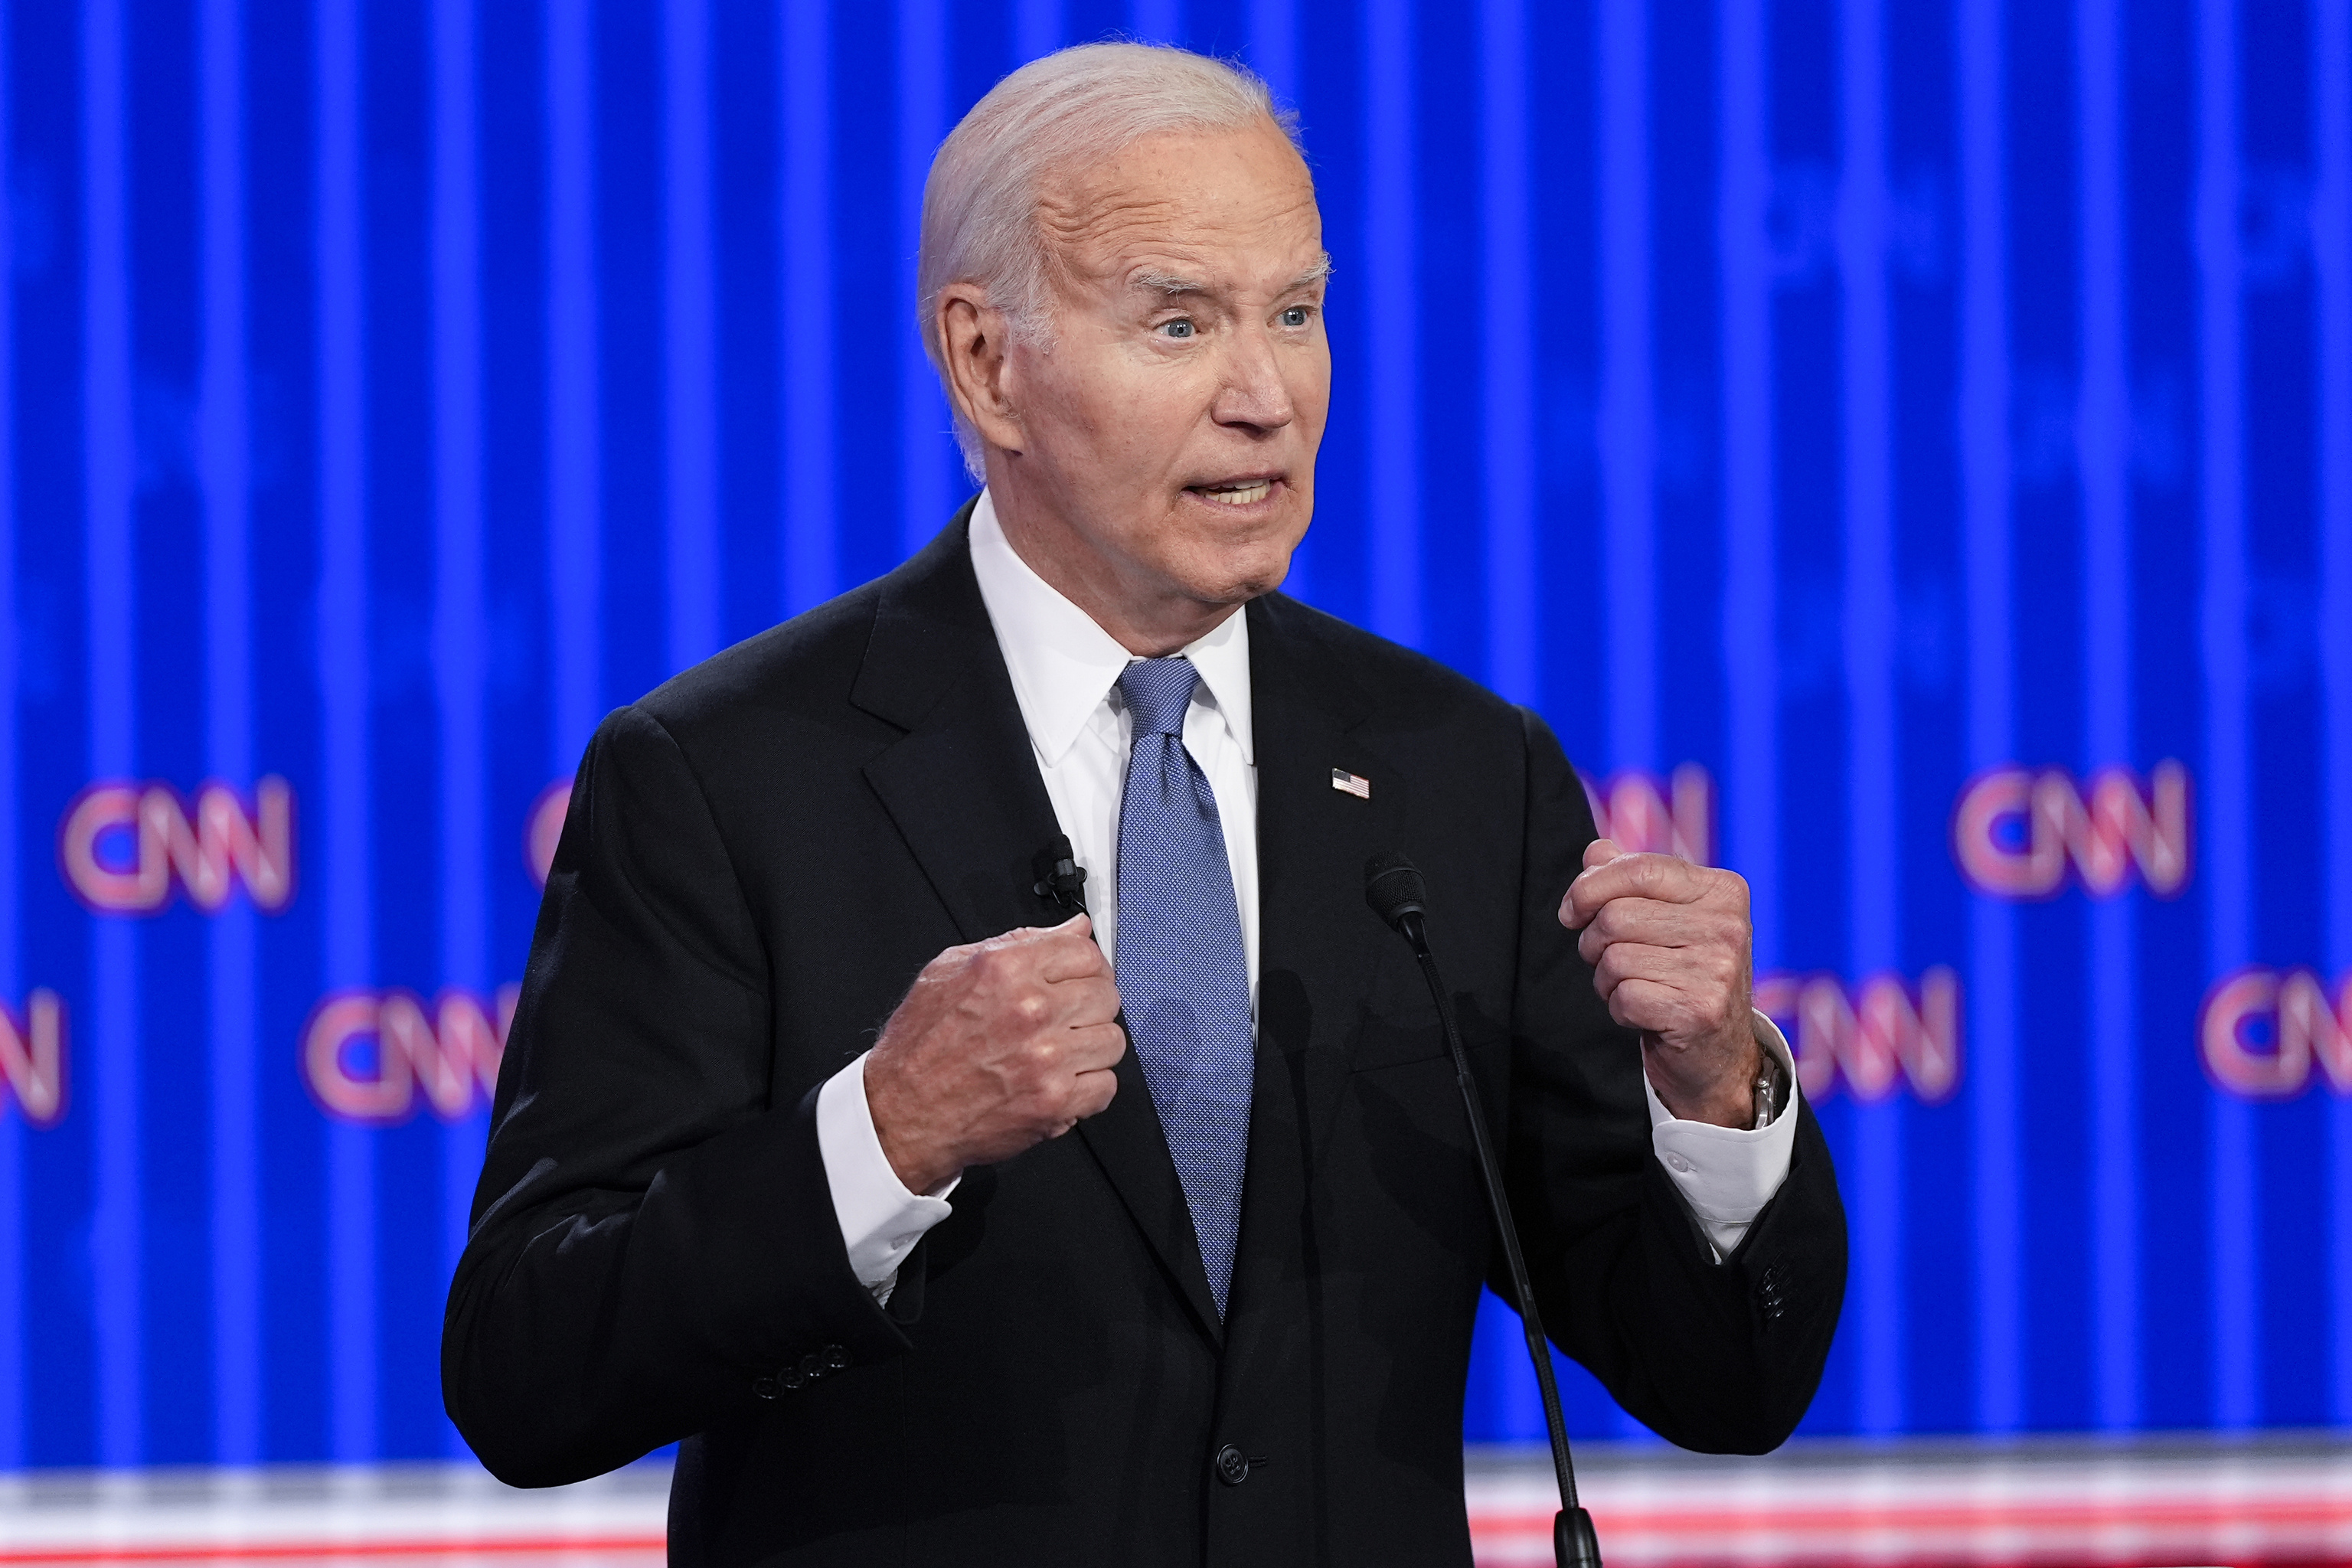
left=1, top=0, right=2347, bottom=1562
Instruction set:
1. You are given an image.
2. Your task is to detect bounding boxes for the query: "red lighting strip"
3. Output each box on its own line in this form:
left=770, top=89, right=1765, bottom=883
left=0, top=1537, right=667, bottom=1563
left=1472, top=1497, right=2352, bottom=1533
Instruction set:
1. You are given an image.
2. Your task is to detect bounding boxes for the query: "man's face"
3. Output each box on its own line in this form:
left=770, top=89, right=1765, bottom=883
left=975, top=118, right=1331, bottom=635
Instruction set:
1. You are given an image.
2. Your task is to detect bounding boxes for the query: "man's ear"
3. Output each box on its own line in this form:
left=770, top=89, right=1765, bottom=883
left=938, top=286, right=1025, bottom=455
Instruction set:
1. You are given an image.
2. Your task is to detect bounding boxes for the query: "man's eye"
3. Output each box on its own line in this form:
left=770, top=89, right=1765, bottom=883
left=1160, top=318, right=1195, bottom=339
left=1280, top=306, right=1311, bottom=327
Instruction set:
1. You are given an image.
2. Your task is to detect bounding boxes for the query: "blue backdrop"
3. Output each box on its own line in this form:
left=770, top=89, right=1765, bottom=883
left=1, top=0, right=2347, bottom=1468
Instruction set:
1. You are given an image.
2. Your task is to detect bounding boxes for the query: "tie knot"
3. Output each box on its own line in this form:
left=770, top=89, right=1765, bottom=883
left=1118, top=657, right=1199, bottom=738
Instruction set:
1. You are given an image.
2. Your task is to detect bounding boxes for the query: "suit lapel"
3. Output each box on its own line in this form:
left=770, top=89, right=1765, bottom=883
left=852, top=508, right=1224, bottom=1344
left=1236, top=594, right=1396, bottom=1286
left=854, top=509, right=1067, bottom=946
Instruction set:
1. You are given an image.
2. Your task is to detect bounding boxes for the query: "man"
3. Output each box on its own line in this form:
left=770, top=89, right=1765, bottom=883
left=445, top=42, right=1844, bottom=1567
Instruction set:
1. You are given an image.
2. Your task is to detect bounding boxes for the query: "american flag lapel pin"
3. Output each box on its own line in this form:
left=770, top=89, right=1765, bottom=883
left=1330, top=768, right=1371, bottom=800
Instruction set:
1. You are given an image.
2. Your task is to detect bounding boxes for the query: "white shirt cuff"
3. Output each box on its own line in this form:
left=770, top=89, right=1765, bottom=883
left=815, top=1050, right=958, bottom=1305
left=1641, top=1011, right=1799, bottom=1262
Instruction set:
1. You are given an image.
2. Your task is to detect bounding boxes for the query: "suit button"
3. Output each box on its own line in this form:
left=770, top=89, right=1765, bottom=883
left=1215, top=1445, right=1250, bottom=1486
left=800, top=1352, right=826, bottom=1382
left=824, top=1344, right=849, bottom=1371
left=751, top=1375, right=780, bottom=1400
left=782, top=1366, right=806, bottom=1390
left=1756, top=1262, right=1787, bottom=1322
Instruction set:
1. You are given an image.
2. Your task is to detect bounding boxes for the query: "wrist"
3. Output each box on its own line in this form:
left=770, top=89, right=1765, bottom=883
left=863, top=1057, right=959, bottom=1195
left=1645, top=1034, right=1769, bottom=1129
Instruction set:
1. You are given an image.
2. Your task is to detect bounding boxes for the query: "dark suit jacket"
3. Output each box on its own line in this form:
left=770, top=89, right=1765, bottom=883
left=443, top=504, right=1846, bottom=1567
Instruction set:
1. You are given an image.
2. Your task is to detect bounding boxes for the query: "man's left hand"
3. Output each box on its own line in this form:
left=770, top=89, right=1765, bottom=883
left=1559, top=838, right=1762, bottom=1129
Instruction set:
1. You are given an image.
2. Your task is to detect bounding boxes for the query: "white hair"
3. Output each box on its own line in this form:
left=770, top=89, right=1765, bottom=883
left=918, top=42, right=1302, bottom=475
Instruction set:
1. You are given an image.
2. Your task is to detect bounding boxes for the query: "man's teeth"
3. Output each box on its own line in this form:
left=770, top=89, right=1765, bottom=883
left=1194, top=481, right=1273, bottom=506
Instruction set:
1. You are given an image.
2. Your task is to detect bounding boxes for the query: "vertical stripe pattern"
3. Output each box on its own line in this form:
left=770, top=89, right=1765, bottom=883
left=2197, top=0, right=2257, bottom=1431
left=0, top=0, right=2339, bottom=1462
left=2075, top=0, right=2139, bottom=1432
left=2318, top=0, right=2352, bottom=1431
left=1957, top=0, right=2021, bottom=1437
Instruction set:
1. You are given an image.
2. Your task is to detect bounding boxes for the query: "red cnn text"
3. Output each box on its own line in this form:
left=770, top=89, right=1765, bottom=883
left=303, top=985, right=519, bottom=1124
left=2200, top=967, right=2352, bottom=1099
left=1579, top=764, right=1714, bottom=865
left=1951, top=762, right=2190, bottom=900
left=1756, top=969, right=1962, bottom=1104
left=0, top=991, right=64, bottom=1127
left=60, top=778, right=295, bottom=915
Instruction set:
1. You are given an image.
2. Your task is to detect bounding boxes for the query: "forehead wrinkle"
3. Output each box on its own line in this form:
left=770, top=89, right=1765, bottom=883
left=1022, top=149, right=1325, bottom=338
left=1033, top=153, right=1319, bottom=281
left=1033, top=174, right=1206, bottom=288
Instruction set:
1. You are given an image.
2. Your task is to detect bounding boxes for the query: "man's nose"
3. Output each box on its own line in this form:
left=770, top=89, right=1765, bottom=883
left=1210, top=328, right=1296, bottom=433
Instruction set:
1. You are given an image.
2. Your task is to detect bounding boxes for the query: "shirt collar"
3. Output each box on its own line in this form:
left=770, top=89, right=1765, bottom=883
left=968, top=488, right=1255, bottom=769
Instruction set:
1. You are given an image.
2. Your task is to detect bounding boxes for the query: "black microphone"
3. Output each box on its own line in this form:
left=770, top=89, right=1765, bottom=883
left=1032, top=835, right=1089, bottom=914
left=1364, top=851, right=1603, bottom=1568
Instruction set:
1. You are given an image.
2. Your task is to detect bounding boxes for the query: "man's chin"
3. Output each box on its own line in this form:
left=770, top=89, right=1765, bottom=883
left=1166, top=517, right=1310, bottom=606
left=1178, top=552, right=1298, bottom=610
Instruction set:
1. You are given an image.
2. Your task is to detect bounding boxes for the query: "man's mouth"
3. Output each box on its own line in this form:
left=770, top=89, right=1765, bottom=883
left=1188, top=478, right=1276, bottom=507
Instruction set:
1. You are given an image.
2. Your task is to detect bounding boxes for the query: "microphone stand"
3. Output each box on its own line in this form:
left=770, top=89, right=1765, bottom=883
left=1370, top=860, right=1602, bottom=1568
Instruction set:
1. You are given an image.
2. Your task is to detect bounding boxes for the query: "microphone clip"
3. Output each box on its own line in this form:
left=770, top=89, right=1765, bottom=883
left=1031, top=836, right=1089, bottom=914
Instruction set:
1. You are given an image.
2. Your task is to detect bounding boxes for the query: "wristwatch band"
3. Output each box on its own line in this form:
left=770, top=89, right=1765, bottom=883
left=1751, top=1047, right=1790, bottom=1130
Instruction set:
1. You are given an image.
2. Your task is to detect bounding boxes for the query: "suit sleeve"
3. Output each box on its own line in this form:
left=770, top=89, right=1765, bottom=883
left=1501, top=708, right=1847, bottom=1454
left=441, top=704, right=916, bottom=1486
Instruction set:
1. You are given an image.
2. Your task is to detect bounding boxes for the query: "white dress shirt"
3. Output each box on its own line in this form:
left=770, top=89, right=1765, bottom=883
left=815, top=489, right=1799, bottom=1302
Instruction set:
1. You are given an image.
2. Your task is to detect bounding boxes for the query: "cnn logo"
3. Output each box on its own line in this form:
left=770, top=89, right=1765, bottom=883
left=1756, top=969, right=1962, bottom=1104
left=60, top=778, right=295, bottom=914
left=0, top=991, right=64, bottom=1128
left=1951, top=763, right=2189, bottom=900
left=302, top=986, right=517, bottom=1124
left=2200, top=968, right=2352, bottom=1099
left=1579, top=765, right=1713, bottom=864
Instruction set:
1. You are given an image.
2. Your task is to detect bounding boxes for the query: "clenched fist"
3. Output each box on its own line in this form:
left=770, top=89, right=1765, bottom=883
left=1559, top=838, right=1763, bottom=1128
left=864, top=915, right=1126, bottom=1194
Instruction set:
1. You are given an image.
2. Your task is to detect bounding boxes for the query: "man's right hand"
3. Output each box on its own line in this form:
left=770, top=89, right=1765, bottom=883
left=862, top=915, right=1125, bottom=1195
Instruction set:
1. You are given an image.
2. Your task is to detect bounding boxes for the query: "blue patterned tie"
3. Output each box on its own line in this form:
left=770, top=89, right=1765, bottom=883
left=1114, top=657, right=1255, bottom=1318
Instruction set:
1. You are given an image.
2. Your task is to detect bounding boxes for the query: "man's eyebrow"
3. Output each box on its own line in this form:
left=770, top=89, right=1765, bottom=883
left=1282, top=255, right=1335, bottom=293
left=1131, top=270, right=1210, bottom=296
left=1126, top=255, right=1334, bottom=299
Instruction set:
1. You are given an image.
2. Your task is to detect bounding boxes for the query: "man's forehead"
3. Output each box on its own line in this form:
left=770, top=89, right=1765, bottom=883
left=1034, top=125, right=1321, bottom=289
